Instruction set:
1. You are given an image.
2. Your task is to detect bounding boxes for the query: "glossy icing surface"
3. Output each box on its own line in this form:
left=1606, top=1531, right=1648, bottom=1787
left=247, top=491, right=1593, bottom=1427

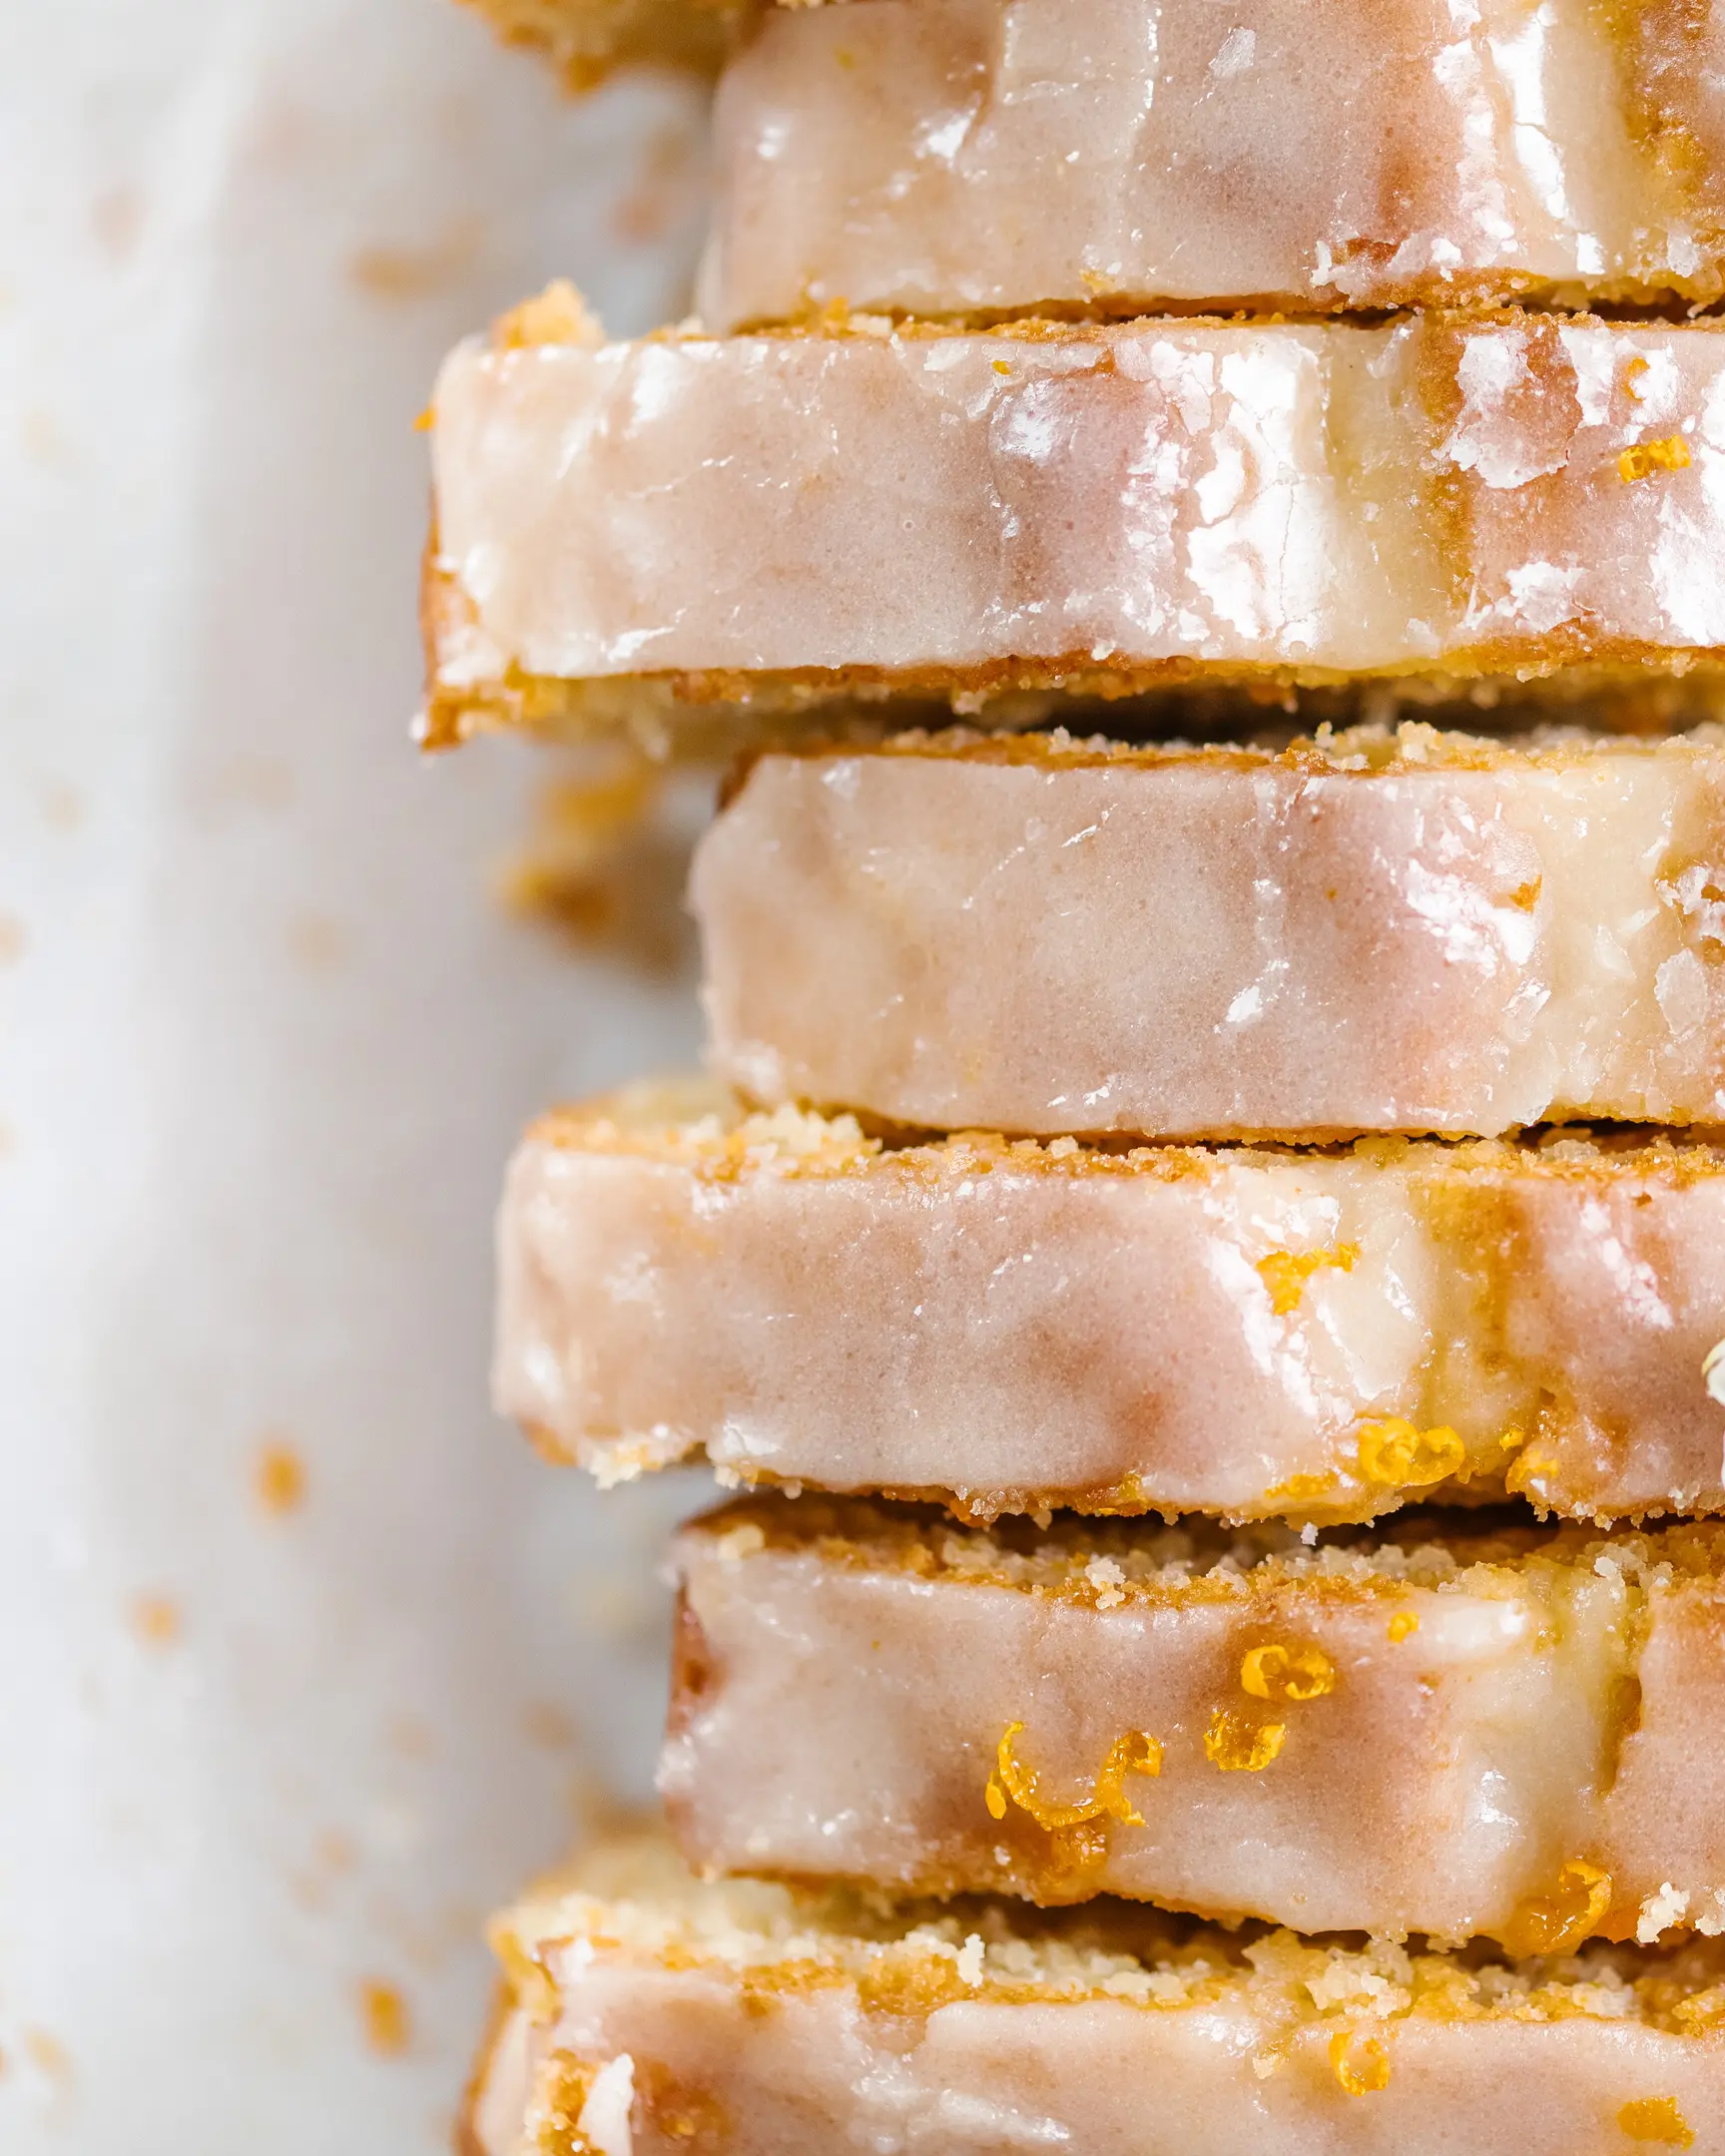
left=703, top=0, right=1725, bottom=325
left=663, top=1498, right=1725, bottom=1946
left=693, top=729, right=1725, bottom=1139
left=467, top=1835, right=1725, bottom=2156
left=429, top=313, right=1725, bottom=719
left=496, top=1084, right=1725, bottom=1524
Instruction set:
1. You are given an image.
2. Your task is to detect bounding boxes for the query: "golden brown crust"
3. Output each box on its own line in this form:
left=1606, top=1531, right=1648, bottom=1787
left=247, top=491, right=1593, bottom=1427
left=489, top=1830, right=1725, bottom=2026
left=680, top=1492, right=1725, bottom=1607
left=422, top=649, right=1725, bottom=757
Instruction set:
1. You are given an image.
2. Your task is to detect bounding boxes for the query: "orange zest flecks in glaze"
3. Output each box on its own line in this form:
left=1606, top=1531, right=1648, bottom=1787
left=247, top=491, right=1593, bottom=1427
left=984, top=1722, right=1162, bottom=1829
left=1388, top=1611, right=1420, bottom=1644
left=1255, top=1244, right=1360, bottom=1317
left=1619, top=436, right=1691, bottom=482
left=1204, top=1708, right=1287, bottom=1773
left=1328, top=2028, right=1391, bottom=2097
left=1241, top=1641, right=1336, bottom=1703
left=1619, top=2096, right=1696, bottom=2146
left=1502, top=1860, right=1613, bottom=1955
left=1356, top=1417, right=1466, bottom=1489
left=1262, top=1470, right=1337, bottom=1506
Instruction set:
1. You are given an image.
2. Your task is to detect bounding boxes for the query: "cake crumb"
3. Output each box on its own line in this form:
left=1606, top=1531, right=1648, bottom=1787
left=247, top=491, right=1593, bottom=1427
left=256, top=1438, right=306, bottom=1515
left=358, top=1979, right=410, bottom=2056
left=131, top=1594, right=181, bottom=1647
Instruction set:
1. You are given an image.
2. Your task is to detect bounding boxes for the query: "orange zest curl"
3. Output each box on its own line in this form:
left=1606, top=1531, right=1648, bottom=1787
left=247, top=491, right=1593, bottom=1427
left=1618, top=436, right=1691, bottom=483
left=1241, top=1641, right=1336, bottom=1703
left=1356, top=1416, right=1465, bottom=1489
left=1619, top=2096, right=1695, bottom=2147
left=985, top=1722, right=1162, bottom=1829
left=1204, top=1708, right=1287, bottom=1773
left=1255, top=1244, right=1359, bottom=1317
left=1502, top=1859, right=1613, bottom=1955
left=1328, top=2028, right=1391, bottom=2097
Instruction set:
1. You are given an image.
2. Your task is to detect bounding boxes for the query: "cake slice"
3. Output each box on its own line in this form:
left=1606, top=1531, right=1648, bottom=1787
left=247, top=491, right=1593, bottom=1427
left=693, top=726, right=1725, bottom=1141
left=498, top=1081, right=1725, bottom=1527
left=705, top=0, right=1725, bottom=326
left=424, top=307, right=1725, bottom=746
left=465, top=1829, right=1725, bottom=2156
left=663, top=1497, right=1725, bottom=1948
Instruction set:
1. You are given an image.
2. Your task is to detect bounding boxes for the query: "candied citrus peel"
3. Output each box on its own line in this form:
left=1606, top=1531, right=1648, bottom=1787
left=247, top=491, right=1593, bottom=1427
left=1502, top=1859, right=1613, bottom=1955
left=1619, top=436, right=1691, bottom=483
left=1205, top=1708, right=1286, bottom=1773
left=1255, top=1243, right=1360, bottom=1317
left=1328, top=2028, right=1391, bottom=2097
left=1388, top=1611, right=1419, bottom=1644
left=1241, top=1641, right=1336, bottom=1703
left=985, top=1722, right=1162, bottom=1829
left=1356, top=1416, right=1465, bottom=1489
left=1619, top=2096, right=1696, bottom=2146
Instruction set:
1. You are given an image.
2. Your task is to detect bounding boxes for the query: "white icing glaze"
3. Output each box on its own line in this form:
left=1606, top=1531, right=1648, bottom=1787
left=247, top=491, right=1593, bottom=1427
left=662, top=1502, right=1725, bottom=1946
left=703, top=0, right=1725, bottom=324
left=693, top=734, right=1725, bottom=1137
left=430, top=315, right=1725, bottom=696
left=497, top=1089, right=1725, bottom=1524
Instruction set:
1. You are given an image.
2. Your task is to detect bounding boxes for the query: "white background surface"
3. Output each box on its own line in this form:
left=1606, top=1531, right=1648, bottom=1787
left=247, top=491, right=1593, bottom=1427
left=0, top=4, right=708, bottom=2144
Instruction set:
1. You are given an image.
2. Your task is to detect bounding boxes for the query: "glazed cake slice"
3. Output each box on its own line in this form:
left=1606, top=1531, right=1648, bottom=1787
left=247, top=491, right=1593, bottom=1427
left=664, top=1498, right=1725, bottom=1949
left=424, top=307, right=1725, bottom=745
left=694, top=726, right=1725, bottom=1141
left=705, top=0, right=1725, bottom=327
left=498, top=1081, right=1725, bottom=1527
left=466, top=1831, right=1725, bottom=2156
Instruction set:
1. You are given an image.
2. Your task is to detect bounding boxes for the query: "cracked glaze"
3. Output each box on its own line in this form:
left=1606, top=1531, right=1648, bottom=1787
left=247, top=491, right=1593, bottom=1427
left=497, top=1089, right=1725, bottom=1524
left=662, top=1499, right=1725, bottom=1948
left=693, top=732, right=1725, bottom=1138
left=430, top=313, right=1725, bottom=699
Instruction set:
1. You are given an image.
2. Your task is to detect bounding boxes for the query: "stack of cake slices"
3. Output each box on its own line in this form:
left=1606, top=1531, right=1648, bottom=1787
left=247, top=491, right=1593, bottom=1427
left=440, top=3, right=1725, bottom=2149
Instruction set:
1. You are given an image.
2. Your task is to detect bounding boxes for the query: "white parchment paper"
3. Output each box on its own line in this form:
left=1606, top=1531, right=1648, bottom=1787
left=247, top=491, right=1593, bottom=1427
left=0, top=4, right=709, bottom=2146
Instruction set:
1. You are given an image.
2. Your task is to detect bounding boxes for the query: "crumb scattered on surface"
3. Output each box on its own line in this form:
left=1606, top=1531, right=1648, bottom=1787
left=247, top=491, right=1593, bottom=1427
left=37, top=780, right=83, bottom=829
left=287, top=912, right=348, bottom=972
left=524, top=1700, right=579, bottom=1750
left=24, top=2030, right=71, bottom=2084
left=358, top=1979, right=410, bottom=2056
left=0, top=915, right=23, bottom=965
left=502, top=746, right=701, bottom=977
left=20, top=409, right=74, bottom=466
left=389, top=1715, right=435, bottom=1760
left=256, top=1437, right=306, bottom=1515
left=90, top=186, right=144, bottom=263
left=349, top=216, right=482, bottom=300
left=130, top=1594, right=181, bottom=1647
